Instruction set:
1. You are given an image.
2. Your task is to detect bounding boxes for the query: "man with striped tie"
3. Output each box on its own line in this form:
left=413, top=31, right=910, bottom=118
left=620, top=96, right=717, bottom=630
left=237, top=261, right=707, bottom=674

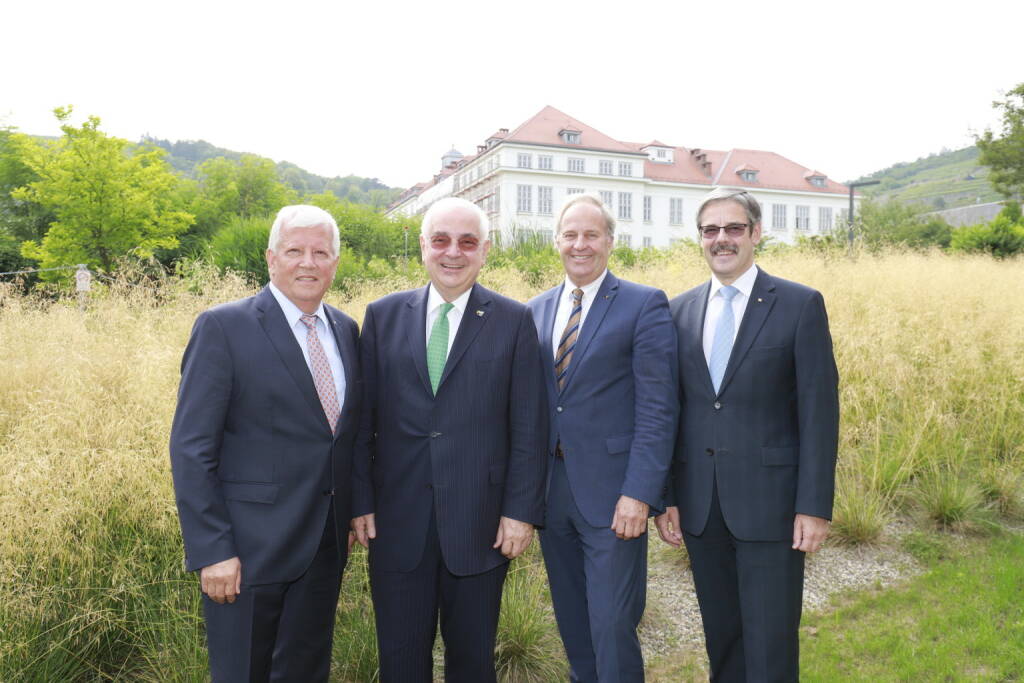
left=170, top=205, right=360, bottom=681
left=351, top=197, right=547, bottom=682
left=655, top=187, right=839, bottom=682
left=527, top=193, right=678, bottom=681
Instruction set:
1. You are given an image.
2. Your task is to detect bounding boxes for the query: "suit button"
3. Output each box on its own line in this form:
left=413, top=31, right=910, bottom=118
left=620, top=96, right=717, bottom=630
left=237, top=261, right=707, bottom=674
left=430, top=431, right=442, bottom=438
left=556, top=406, right=564, bottom=413
left=322, top=488, right=335, bottom=496
left=713, top=401, right=721, bottom=410
left=426, top=483, right=433, bottom=490
left=706, top=448, right=714, bottom=456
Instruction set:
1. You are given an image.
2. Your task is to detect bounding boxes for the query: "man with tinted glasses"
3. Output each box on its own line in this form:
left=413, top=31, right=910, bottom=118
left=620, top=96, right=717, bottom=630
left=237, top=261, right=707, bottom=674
left=655, top=187, right=839, bottom=682
left=351, top=197, right=547, bottom=683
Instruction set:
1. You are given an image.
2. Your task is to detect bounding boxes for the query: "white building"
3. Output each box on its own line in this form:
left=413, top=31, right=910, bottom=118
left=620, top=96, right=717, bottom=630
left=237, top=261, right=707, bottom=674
left=388, top=106, right=856, bottom=247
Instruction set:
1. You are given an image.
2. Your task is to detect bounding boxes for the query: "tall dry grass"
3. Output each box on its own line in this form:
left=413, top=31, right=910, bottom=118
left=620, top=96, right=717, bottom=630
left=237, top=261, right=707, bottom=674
left=1, top=249, right=1022, bottom=679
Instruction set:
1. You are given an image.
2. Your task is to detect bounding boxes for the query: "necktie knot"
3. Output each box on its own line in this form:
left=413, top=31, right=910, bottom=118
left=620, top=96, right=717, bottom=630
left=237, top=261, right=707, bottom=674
left=300, top=313, right=318, bottom=329
left=571, top=288, right=583, bottom=304
left=439, top=302, right=454, bottom=317
left=719, top=285, right=739, bottom=302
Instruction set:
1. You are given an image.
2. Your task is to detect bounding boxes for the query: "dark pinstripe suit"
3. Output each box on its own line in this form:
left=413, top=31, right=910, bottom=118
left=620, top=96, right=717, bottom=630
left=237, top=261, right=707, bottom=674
left=353, top=283, right=547, bottom=682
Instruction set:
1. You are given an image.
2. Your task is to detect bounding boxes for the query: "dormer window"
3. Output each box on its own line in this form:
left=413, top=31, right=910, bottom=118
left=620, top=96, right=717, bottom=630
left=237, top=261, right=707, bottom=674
left=738, top=170, right=758, bottom=183
left=804, top=170, right=827, bottom=188
left=560, top=128, right=581, bottom=144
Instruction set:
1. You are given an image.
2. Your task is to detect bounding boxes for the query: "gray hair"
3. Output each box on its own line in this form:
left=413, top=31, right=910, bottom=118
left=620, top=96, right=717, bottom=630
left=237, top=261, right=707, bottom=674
left=268, top=205, right=341, bottom=256
left=695, top=187, right=762, bottom=232
left=555, top=192, right=616, bottom=239
left=421, top=197, right=490, bottom=240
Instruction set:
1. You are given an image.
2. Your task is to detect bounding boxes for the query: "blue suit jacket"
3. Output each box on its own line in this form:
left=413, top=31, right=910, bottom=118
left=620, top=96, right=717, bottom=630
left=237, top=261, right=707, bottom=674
left=667, top=268, right=839, bottom=541
left=169, top=286, right=361, bottom=585
left=352, top=283, right=547, bottom=576
left=527, top=272, right=678, bottom=527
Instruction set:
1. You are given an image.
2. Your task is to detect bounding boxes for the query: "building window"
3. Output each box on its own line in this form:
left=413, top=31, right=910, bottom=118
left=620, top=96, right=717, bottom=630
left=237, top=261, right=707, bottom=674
left=599, top=160, right=613, bottom=175
left=739, top=170, right=758, bottom=182
left=795, top=205, right=810, bottom=230
left=617, top=233, right=632, bottom=247
left=618, top=192, right=632, bottom=220
left=643, top=196, right=652, bottom=222
left=567, top=187, right=584, bottom=195
left=642, top=236, right=653, bottom=248
left=669, top=197, right=684, bottom=225
left=537, top=229, right=553, bottom=242
left=618, top=162, right=632, bottom=177
left=517, top=185, right=532, bottom=213
left=538, top=155, right=553, bottom=170
left=561, top=131, right=581, bottom=144
left=772, top=204, right=787, bottom=230
left=600, top=190, right=614, bottom=209
left=517, top=153, right=532, bottom=169
left=809, top=176, right=826, bottom=188
left=819, top=207, right=833, bottom=231
left=538, top=186, right=553, bottom=215
left=568, top=158, right=585, bottom=173
left=656, top=149, right=666, bottom=158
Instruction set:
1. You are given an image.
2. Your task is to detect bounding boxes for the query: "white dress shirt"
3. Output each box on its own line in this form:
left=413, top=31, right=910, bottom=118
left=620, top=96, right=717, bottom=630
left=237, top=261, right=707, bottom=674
left=551, top=269, right=609, bottom=359
left=702, top=263, right=759, bottom=366
left=268, top=282, right=346, bottom=409
left=425, top=284, right=473, bottom=357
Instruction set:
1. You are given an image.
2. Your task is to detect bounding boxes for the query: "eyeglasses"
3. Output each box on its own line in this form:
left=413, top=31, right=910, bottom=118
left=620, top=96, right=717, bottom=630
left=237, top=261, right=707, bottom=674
left=698, top=223, right=749, bottom=239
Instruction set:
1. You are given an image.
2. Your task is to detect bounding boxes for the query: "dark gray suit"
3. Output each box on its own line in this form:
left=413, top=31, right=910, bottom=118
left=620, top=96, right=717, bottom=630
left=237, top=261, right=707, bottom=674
left=667, top=268, right=839, bottom=681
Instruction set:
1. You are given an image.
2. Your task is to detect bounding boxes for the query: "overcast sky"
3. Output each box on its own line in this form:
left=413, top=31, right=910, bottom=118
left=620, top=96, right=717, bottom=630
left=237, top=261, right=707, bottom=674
left=4, top=1, right=1021, bottom=189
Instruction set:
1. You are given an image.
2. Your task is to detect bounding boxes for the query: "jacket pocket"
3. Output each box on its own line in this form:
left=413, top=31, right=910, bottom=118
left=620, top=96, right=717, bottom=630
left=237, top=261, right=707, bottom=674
left=761, top=446, right=798, bottom=466
left=221, top=481, right=280, bottom=504
left=606, top=434, right=633, bottom=455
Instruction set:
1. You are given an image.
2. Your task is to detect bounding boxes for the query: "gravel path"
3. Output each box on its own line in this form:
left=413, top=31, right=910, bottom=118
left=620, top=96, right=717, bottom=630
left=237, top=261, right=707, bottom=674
left=638, top=520, right=923, bottom=663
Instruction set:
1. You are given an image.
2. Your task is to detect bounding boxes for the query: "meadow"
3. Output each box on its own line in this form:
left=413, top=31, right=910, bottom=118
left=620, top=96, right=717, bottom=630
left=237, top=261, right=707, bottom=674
left=1, top=247, right=1022, bottom=681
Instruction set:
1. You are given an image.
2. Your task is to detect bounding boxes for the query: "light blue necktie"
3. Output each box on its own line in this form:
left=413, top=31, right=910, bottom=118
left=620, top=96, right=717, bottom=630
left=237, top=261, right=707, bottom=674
left=708, top=285, right=739, bottom=394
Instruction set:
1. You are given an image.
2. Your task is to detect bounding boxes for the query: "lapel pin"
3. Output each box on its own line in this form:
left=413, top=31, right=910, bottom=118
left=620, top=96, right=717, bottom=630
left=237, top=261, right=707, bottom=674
left=604, top=295, right=609, bottom=299
left=757, top=298, right=763, bottom=303
left=475, top=310, right=484, bottom=317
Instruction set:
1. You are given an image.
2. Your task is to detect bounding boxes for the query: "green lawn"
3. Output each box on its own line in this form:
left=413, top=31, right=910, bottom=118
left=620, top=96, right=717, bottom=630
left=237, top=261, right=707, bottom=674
left=801, top=532, right=1024, bottom=682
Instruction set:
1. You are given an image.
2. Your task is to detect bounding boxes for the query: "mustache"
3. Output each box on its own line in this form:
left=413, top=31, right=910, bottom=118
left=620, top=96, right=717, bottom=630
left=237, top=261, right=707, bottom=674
left=711, top=245, right=738, bottom=255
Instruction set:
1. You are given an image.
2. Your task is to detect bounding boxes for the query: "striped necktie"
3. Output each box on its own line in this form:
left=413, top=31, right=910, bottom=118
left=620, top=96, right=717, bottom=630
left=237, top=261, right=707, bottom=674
left=708, top=285, right=739, bottom=394
left=555, top=288, right=584, bottom=391
left=300, top=314, right=340, bottom=432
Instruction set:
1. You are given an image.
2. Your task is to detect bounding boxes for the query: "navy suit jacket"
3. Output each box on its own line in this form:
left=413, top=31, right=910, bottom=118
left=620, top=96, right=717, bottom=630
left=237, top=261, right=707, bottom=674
left=169, top=286, right=361, bottom=585
left=352, top=283, right=547, bottom=576
left=527, top=272, right=678, bottom=527
left=667, top=268, right=839, bottom=541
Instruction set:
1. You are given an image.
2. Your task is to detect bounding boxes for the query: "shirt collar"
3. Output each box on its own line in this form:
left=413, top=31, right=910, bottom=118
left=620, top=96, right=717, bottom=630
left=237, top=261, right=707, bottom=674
left=709, top=263, right=759, bottom=301
left=427, top=283, right=473, bottom=316
left=268, top=281, right=326, bottom=328
left=563, top=268, right=608, bottom=301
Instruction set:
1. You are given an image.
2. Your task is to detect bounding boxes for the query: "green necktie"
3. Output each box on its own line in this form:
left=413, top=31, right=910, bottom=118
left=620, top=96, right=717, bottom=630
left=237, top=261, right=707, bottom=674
left=427, top=302, right=454, bottom=395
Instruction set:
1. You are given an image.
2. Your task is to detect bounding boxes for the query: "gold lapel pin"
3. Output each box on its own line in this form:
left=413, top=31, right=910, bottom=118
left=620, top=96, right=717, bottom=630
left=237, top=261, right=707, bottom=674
left=475, top=310, right=484, bottom=317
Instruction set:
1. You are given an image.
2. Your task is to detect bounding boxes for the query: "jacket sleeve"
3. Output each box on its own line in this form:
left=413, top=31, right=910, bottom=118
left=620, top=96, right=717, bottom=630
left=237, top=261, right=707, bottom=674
left=351, top=304, right=378, bottom=518
left=169, top=312, right=238, bottom=572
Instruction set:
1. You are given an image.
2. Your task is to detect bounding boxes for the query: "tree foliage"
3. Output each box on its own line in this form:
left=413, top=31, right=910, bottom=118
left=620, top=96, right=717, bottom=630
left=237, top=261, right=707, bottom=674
left=950, top=203, right=1024, bottom=258
left=12, top=108, right=192, bottom=276
left=856, top=198, right=953, bottom=249
left=976, top=82, right=1024, bottom=200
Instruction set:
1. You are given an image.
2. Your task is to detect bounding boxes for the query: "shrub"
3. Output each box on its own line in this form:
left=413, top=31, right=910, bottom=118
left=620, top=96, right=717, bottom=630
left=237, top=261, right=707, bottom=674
left=950, top=215, right=1024, bottom=258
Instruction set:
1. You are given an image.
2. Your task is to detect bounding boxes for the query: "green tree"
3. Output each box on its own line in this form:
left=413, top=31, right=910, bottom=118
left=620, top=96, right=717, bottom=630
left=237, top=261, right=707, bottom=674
left=949, top=205, right=1024, bottom=258
left=976, top=82, right=1024, bottom=200
left=0, top=126, right=53, bottom=243
left=13, top=109, right=192, bottom=276
left=856, top=198, right=952, bottom=249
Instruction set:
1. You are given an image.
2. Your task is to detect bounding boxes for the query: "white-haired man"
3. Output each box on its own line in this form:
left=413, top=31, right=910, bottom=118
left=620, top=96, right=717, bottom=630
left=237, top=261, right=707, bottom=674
left=170, top=205, right=361, bottom=681
left=352, top=197, right=547, bottom=682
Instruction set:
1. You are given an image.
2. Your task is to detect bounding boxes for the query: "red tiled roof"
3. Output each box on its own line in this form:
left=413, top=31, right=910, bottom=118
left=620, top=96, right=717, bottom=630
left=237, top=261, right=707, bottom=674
left=502, top=105, right=639, bottom=154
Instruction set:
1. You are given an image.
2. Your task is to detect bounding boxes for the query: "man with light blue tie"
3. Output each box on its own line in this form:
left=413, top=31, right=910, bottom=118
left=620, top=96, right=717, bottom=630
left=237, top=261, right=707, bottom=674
left=528, top=194, right=677, bottom=682
left=655, top=187, right=839, bottom=682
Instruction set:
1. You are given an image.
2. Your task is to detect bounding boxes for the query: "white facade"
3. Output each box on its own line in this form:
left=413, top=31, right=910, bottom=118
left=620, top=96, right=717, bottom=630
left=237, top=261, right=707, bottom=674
left=389, top=132, right=854, bottom=247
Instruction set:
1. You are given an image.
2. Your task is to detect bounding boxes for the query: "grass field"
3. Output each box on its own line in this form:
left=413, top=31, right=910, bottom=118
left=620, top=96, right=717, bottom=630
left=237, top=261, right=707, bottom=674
left=1, top=248, right=1022, bottom=680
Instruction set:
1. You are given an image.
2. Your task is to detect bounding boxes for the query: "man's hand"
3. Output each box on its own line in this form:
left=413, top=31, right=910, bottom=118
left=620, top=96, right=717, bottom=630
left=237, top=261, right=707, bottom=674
left=654, top=506, right=683, bottom=547
left=792, top=514, right=829, bottom=553
left=493, top=516, right=534, bottom=559
left=611, top=495, right=649, bottom=540
left=351, top=513, right=376, bottom=548
left=200, top=556, right=242, bottom=604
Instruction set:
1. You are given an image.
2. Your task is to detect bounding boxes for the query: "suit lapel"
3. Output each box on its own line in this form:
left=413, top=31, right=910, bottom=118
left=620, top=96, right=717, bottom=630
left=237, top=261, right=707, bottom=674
left=687, top=281, right=716, bottom=395
left=438, top=284, right=491, bottom=390
left=718, top=269, right=777, bottom=396
left=324, top=306, right=356, bottom=440
left=404, top=285, right=432, bottom=395
left=559, top=273, right=618, bottom=394
left=539, top=285, right=562, bottom=384
left=255, top=287, right=326, bottom=429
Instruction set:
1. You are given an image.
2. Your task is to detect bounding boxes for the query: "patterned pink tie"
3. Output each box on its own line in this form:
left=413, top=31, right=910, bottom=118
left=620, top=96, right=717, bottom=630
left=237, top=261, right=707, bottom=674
left=300, top=314, right=340, bottom=432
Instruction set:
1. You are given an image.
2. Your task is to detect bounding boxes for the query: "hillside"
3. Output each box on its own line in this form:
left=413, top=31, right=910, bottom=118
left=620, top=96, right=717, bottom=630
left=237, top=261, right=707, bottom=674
left=850, top=146, right=1002, bottom=210
left=142, top=136, right=402, bottom=209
